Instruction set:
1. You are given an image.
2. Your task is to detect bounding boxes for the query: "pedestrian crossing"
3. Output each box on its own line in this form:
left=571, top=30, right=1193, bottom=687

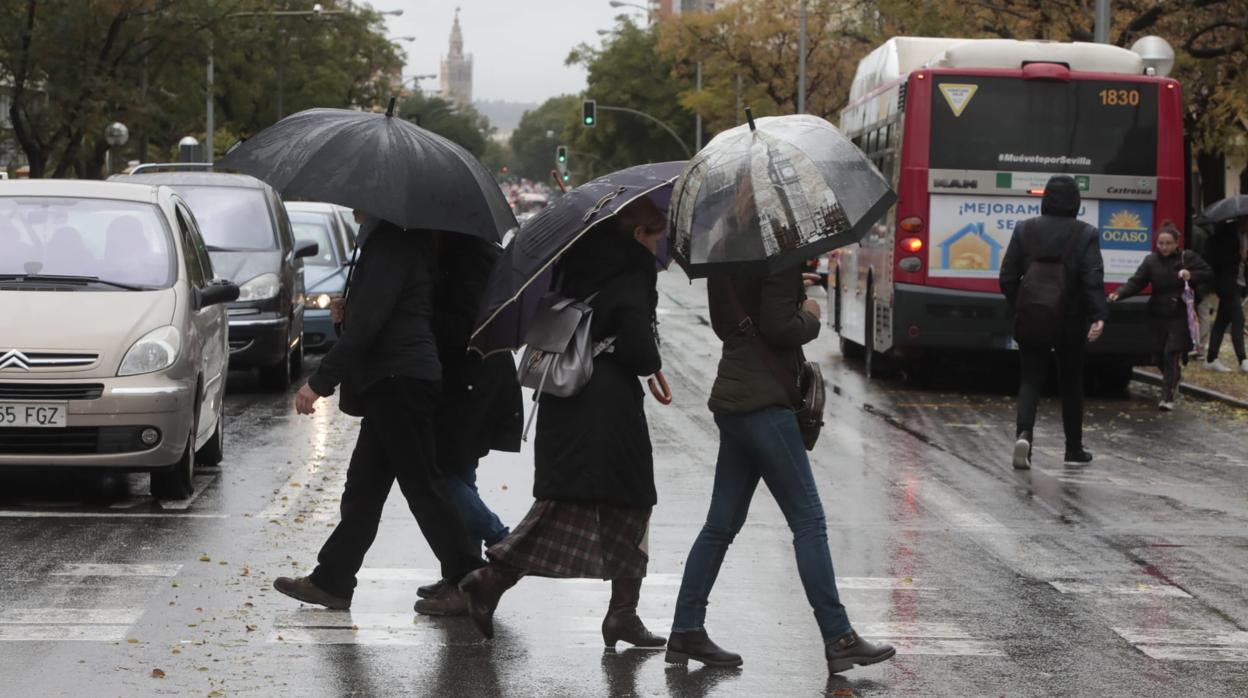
left=3, top=562, right=1246, bottom=665
left=0, top=563, right=181, bottom=642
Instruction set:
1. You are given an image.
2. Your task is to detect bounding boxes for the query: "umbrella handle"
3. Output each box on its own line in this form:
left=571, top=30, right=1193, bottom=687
left=647, top=370, right=673, bottom=405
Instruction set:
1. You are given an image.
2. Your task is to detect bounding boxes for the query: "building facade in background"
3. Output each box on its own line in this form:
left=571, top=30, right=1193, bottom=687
left=439, top=9, right=473, bottom=106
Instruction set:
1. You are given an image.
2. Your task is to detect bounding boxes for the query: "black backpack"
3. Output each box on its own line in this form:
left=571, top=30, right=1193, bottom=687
left=1012, top=221, right=1082, bottom=348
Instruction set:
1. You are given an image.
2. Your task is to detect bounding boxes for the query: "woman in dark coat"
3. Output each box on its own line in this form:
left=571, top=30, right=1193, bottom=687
left=1199, top=217, right=1248, bottom=372
left=1109, top=223, right=1214, bottom=409
left=459, top=197, right=667, bottom=648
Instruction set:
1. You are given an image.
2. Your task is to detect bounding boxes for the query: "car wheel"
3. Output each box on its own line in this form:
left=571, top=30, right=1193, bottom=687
left=196, top=413, right=224, bottom=467
left=259, top=335, right=293, bottom=391
left=152, top=423, right=196, bottom=499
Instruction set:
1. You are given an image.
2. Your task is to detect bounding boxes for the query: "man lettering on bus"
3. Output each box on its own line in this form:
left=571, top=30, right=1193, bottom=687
left=999, top=175, right=1108, bottom=469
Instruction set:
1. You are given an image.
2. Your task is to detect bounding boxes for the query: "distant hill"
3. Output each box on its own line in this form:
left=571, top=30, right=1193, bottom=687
left=475, top=100, right=538, bottom=137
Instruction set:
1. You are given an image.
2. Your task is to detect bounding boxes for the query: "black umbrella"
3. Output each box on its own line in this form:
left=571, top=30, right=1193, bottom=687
left=469, top=161, right=684, bottom=356
left=217, top=100, right=515, bottom=242
left=1196, top=195, right=1248, bottom=225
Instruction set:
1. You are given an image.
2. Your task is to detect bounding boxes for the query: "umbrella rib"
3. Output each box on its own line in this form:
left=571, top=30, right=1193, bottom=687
left=467, top=178, right=679, bottom=354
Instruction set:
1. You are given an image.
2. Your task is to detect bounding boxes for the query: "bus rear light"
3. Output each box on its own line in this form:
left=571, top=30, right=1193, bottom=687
left=899, top=216, right=924, bottom=233
left=901, top=237, right=923, bottom=253
left=1028, top=188, right=1045, bottom=195
left=898, top=257, right=922, bottom=272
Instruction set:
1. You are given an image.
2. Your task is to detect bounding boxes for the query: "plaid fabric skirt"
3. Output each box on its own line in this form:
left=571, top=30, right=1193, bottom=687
left=486, top=500, right=650, bottom=579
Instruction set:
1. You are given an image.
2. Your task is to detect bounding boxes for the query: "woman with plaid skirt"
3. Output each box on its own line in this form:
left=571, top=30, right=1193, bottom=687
left=459, top=197, right=668, bottom=647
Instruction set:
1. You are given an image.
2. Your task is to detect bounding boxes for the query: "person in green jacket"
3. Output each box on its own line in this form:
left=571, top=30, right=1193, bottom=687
left=665, top=268, right=895, bottom=675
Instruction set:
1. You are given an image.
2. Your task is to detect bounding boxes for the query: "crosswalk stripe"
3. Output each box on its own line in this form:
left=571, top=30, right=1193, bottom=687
left=50, top=563, right=182, bottom=577
left=1112, top=627, right=1248, bottom=663
left=0, top=608, right=142, bottom=625
left=0, top=625, right=129, bottom=642
left=1049, top=581, right=1191, bottom=598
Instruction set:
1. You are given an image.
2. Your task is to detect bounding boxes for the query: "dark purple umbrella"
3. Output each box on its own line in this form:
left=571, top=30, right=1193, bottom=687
left=469, top=161, right=684, bottom=356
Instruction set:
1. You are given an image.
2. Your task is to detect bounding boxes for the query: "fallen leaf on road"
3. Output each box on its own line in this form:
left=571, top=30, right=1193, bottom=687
left=208, top=691, right=225, bottom=697
left=199, top=554, right=211, bottom=562
left=245, top=624, right=257, bottom=632
left=241, top=566, right=251, bottom=577
left=832, top=689, right=853, bottom=696
left=171, top=648, right=182, bottom=655
left=127, top=638, right=140, bottom=644
left=151, top=669, right=166, bottom=679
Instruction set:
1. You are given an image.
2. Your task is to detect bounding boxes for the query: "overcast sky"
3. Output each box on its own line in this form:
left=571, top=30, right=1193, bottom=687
left=365, top=1, right=636, bottom=104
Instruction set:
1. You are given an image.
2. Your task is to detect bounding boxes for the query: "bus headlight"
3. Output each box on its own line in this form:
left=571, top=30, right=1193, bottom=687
left=315, top=293, right=334, bottom=309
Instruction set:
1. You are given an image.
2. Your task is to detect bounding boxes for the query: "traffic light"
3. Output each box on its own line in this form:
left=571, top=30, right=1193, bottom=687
left=556, top=145, right=567, bottom=164
left=561, top=171, right=571, bottom=183
left=582, top=99, right=596, bottom=127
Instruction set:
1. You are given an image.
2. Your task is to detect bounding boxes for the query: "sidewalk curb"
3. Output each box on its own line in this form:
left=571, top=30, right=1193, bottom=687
left=1132, top=369, right=1248, bottom=409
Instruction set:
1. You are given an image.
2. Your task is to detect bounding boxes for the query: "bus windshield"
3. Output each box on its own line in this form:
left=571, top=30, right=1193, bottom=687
left=929, top=76, right=1158, bottom=177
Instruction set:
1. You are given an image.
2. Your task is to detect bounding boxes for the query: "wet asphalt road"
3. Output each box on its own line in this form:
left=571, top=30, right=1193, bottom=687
left=1, top=273, right=1247, bottom=697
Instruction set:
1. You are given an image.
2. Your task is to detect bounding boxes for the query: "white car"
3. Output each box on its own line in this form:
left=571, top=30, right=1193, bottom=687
left=0, top=180, right=238, bottom=497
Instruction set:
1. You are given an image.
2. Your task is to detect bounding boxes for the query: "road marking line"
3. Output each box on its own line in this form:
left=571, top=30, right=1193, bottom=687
left=867, top=638, right=1006, bottom=657
left=1049, top=581, right=1191, bottom=598
left=1112, top=628, right=1248, bottom=646
left=108, top=496, right=151, bottom=510
left=157, top=474, right=217, bottom=510
left=855, top=622, right=970, bottom=638
left=1133, top=646, right=1248, bottom=662
left=0, top=608, right=143, bottom=625
left=836, top=577, right=935, bottom=590
left=0, top=511, right=227, bottom=519
left=51, top=563, right=182, bottom=578
left=0, top=625, right=128, bottom=642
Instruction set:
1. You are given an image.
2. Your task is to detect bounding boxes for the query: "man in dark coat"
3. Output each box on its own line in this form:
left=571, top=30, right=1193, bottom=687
left=414, top=233, right=523, bottom=601
left=274, top=217, right=483, bottom=612
left=999, top=175, right=1108, bottom=469
left=1200, top=217, right=1248, bottom=372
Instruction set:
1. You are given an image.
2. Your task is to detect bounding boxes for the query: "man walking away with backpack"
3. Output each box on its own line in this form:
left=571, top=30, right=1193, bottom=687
left=999, top=175, right=1108, bottom=469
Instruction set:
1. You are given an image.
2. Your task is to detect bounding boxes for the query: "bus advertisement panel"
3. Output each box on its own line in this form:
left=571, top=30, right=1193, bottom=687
left=927, top=195, right=1154, bottom=281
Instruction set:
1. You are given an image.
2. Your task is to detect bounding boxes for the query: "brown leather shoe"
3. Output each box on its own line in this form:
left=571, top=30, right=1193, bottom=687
left=273, top=576, right=350, bottom=610
left=824, top=630, right=896, bottom=673
left=602, top=578, right=665, bottom=649
left=665, top=630, right=742, bottom=667
left=413, top=584, right=468, bottom=616
left=458, top=564, right=519, bottom=639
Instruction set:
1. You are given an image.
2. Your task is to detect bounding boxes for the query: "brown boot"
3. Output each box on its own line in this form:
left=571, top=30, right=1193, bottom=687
left=602, top=578, right=665, bottom=649
left=273, top=576, right=350, bottom=610
left=458, top=563, right=520, bottom=639
left=413, top=583, right=468, bottom=617
left=824, top=630, right=896, bottom=674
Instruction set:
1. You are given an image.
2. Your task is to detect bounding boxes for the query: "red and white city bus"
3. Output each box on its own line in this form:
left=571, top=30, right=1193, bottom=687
left=833, top=38, right=1184, bottom=387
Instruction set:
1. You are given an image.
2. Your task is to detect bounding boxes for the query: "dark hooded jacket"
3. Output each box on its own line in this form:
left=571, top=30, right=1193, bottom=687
left=532, top=224, right=662, bottom=508
left=431, top=235, right=523, bottom=473
left=999, top=176, right=1108, bottom=339
left=1202, top=221, right=1247, bottom=298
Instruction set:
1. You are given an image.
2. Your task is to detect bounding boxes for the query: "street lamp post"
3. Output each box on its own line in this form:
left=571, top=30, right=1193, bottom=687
left=798, top=0, right=807, bottom=114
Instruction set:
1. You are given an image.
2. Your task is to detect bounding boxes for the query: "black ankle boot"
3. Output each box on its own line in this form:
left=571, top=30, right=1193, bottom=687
left=824, top=630, right=896, bottom=673
left=602, top=578, right=665, bottom=649
left=665, top=630, right=742, bottom=667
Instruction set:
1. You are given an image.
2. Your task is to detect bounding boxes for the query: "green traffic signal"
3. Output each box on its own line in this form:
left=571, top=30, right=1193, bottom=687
left=556, top=145, right=567, bottom=164
left=581, top=99, right=596, bottom=128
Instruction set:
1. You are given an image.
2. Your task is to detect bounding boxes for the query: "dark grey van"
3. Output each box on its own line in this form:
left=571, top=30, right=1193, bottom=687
left=113, top=171, right=317, bottom=390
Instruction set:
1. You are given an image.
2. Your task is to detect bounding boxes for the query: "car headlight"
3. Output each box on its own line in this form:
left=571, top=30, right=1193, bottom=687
left=118, top=325, right=182, bottom=377
left=237, top=273, right=281, bottom=301
left=315, top=293, right=333, bottom=309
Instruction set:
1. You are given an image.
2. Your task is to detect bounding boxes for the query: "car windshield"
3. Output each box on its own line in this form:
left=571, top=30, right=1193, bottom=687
left=174, top=186, right=275, bottom=250
left=0, top=196, right=174, bottom=289
left=288, top=211, right=339, bottom=267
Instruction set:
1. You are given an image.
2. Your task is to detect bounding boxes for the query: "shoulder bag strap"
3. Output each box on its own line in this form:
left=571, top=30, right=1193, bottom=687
left=720, top=278, right=803, bottom=407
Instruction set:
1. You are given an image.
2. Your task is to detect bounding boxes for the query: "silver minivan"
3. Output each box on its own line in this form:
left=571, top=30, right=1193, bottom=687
left=0, top=180, right=238, bottom=498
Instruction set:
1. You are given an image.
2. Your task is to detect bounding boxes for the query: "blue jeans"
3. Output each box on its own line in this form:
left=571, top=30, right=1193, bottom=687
left=671, top=407, right=852, bottom=640
left=444, top=467, right=509, bottom=551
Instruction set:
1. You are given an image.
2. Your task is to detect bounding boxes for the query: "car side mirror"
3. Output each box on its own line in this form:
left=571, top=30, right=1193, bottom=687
left=197, top=279, right=240, bottom=309
left=294, top=239, right=319, bottom=259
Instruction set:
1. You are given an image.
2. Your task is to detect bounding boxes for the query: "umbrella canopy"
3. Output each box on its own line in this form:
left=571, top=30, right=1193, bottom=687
left=1196, top=195, right=1248, bottom=225
left=217, top=103, right=515, bottom=242
left=670, top=113, right=895, bottom=278
left=469, top=161, right=684, bottom=356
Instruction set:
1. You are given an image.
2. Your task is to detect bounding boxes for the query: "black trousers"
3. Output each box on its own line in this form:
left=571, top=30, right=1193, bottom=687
left=310, top=376, right=483, bottom=599
left=1207, top=286, right=1246, bottom=363
left=1015, top=340, right=1086, bottom=451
